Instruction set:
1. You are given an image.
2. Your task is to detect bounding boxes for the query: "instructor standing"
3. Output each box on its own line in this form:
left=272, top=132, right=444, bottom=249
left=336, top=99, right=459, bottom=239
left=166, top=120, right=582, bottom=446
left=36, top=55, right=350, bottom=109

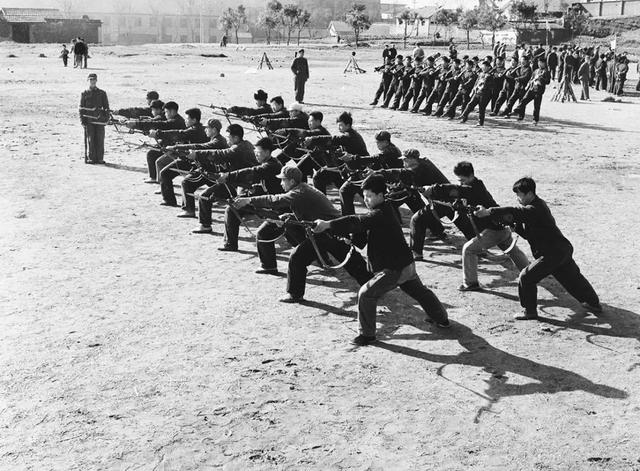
left=79, top=73, right=109, bottom=164
left=291, top=48, right=309, bottom=103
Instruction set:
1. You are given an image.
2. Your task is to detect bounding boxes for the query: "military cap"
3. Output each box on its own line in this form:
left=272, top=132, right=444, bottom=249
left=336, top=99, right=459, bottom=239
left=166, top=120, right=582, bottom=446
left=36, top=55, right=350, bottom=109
left=290, top=102, right=304, bottom=112
left=401, top=148, right=420, bottom=160
left=87, top=73, right=97, bottom=79
left=146, top=91, right=159, bottom=100
left=150, top=99, right=164, bottom=109
left=441, top=56, right=450, bottom=63
left=254, top=89, right=268, bottom=100
left=277, top=164, right=303, bottom=182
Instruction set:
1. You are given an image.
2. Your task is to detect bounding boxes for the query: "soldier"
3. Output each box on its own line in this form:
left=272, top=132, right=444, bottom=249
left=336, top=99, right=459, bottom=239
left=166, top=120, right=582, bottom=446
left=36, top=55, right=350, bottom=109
left=422, top=56, right=451, bottom=116
left=190, top=124, right=258, bottom=234
left=79, top=73, right=109, bottom=164
left=433, top=58, right=462, bottom=117
left=490, top=55, right=506, bottom=112
left=380, top=55, right=404, bottom=108
left=218, top=137, right=284, bottom=251
left=115, top=91, right=159, bottom=119
left=291, top=49, right=310, bottom=103
left=304, top=111, right=369, bottom=194
left=390, top=56, right=414, bottom=110
left=475, top=177, right=602, bottom=320
left=422, top=161, right=529, bottom=291
left=595, top=54, right=607, bottom=91
left=251, top=96, right=289, bottom=125
left=152, top=108, right=209, bottom=207
left=500, top=55, right=532, bottom=117
left=338, top=130, right=403, bottom=215
left=547, top=46, right=558, bottom=81
left=60, top=44, right=69, bottom=67
left=578, top=55, right=591, bottom=100
left=275, top=110, right=330, bottom=166
left=513, top=57, right=551, bottom=124
left=459, top=60, right=494, bottom=126
left=314, top=173, right=450, bottom=346
left=228, top=89, right=272, bottom=117
left=410, top=55, right=438, bottom=113
left=232, top=166, right=371, bottom=303
left=370, top=57, right=394, bottom=105
left=444, top=59, right=477, bottom=119
left=491, top=57, right=518, bottom=116
left=399, top=55, right=424, bottom=111
left=127, top=101, right=186, bottom=183
left=172, top=118, right=229, bottom=218
left=262, top=102, right=308, bottom=134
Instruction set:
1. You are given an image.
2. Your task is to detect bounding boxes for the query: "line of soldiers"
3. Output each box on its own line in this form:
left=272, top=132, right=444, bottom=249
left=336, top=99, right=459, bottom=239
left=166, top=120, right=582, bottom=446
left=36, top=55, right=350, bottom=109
left=370, top=49, right=552, bottom=126
left=111, top=90, right=602, bottom=346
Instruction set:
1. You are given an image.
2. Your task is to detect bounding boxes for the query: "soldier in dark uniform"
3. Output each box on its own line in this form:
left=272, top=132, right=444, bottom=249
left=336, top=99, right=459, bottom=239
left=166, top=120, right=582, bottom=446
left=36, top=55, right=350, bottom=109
left=399, top=55, right=424, bottom=111
left=422, top=56, right=451, bottom=115
left=127, top=101, right=186, bottom=183
left=390, top=56, right=414, bottom=110
left=490, top=55, right=506, bottom=112
left=291, top=49, right=310, bottom=103
left=547, top=47, right=558, bottom=81
left=338, top=130, right=403, bottom=215
left=475, top=177, right=601, bottom=320
left=114, top=91, right=159, bottom=119
left=79, top=73, right=109, bottom=164
left=370, top=57, right=394, bottom=105
left=228, top=89, right=272, bottom=117
left=433, top=58, right=462, bottom=117
left=513, top=57, right=551, bottom=124
left=380, top=55, right=404, bottom=108
left=444, top=59, right=477, bottom=119
left=500, top=55, right=532, bottom=117
left=410, top=55, right=438, bottom=113
left=190, top=124, right=258, bottom=234
left=491, top=57, right=518, bottom=116
left=459, top=60, right=494, bottom=126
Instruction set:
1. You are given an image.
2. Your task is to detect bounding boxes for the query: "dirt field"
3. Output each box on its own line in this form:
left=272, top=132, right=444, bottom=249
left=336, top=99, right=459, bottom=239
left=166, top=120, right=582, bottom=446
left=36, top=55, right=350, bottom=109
left=1, top=42, right=640, bottom=470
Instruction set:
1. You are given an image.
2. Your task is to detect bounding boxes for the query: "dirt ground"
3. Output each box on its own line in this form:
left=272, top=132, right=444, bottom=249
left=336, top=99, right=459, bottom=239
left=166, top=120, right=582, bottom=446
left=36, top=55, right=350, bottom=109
left=1, top=41, right=640, bottom=470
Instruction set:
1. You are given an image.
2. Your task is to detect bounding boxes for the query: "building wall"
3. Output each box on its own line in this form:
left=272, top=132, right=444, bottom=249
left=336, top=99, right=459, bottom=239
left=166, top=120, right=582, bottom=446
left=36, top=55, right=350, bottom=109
left=30, top=19, right=101, bottom=43
left=579, top=0, right=640, bottom=17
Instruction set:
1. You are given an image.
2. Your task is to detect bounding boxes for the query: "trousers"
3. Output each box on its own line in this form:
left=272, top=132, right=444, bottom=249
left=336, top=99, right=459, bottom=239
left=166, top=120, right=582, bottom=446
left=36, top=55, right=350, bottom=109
left=198, top=183, right=237, bottom=227
left=85, top=123, right=104, bottom=163
left=358, top=263, right=448, bottom=337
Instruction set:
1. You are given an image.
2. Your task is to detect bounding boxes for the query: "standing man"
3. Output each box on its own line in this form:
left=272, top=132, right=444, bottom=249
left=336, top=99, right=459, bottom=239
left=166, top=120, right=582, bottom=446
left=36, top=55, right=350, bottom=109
left=578, top=55, right=590, bottom=100
left=291, top=49, right=309, bottom=104
left=547, top=46, right=558, bottom=81
left=60, top=44, right=69, bottom=67
left=79, top=73, right=109, bottom=164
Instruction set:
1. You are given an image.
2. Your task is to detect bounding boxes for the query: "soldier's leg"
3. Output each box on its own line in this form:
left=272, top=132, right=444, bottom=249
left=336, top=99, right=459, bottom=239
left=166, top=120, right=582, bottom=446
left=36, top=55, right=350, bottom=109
left=552, top=257, right=600, bottom=307
left=95, top=124, right=105, bottom=162
left=181, top=174, right=208, bottom=213
left=358, top=270, right=402, bottom=337
left=518, top=254, right=564, bottom=315
left=256, top=221, right=284, bottom=271
left=532, top=93, right=543, bottom=123
left=324, top=236, right=372, bottom=285
left=339, top=180, right=362, bottom=215
left=146, top=149, right=163, bottom=180
left=477, top=94, right=489, bottom=125
left=399, top=268, right=448, bottom=324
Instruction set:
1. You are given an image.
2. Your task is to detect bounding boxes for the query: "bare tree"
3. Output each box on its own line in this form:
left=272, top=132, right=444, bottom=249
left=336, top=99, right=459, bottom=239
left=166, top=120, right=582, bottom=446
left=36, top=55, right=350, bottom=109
left=220, top=5, right=247, bottom=44
left=345, top=3, right=370, bottom=47
left=295, top=10, right=311, bottom=45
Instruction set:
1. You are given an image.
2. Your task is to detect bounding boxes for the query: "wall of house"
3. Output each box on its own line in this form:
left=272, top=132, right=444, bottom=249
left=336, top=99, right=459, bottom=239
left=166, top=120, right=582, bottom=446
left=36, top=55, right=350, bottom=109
left=29, top=19, right=101, bottom=43
left=580, top=0, right=640, bottom=17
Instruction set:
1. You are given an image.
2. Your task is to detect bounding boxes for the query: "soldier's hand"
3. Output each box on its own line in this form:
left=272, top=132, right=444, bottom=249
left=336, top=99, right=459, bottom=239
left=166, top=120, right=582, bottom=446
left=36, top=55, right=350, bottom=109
left=149, top=130, right=158, bottom=139
left=217, top=173, right=228, bottom=184
left=259, top=118, right=267, bottom=127
left=339, top=153, right=354, bottom=162
left=474, top=206, right=490, bottom=218
left=234, top=197, right=250, bottom=209
left=126, top=120, right=137, bottom=129
left=421, top=185, right=434, bottom=197
left=313, top=220, right=330, bottom=233
left=186, top=150, right=197, bottom=161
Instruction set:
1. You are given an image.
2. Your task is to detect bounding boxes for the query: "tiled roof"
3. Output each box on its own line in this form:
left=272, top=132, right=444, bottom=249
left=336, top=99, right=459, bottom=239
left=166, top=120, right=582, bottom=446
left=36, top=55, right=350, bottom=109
left=0, top=7, right=62, bottom=23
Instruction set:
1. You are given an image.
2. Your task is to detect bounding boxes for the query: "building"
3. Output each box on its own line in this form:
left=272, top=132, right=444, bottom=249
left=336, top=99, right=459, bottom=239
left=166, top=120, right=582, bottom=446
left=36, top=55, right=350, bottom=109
left=0, top=7, right=101, bottom=43
left=577, top=0, right=640, bottom=17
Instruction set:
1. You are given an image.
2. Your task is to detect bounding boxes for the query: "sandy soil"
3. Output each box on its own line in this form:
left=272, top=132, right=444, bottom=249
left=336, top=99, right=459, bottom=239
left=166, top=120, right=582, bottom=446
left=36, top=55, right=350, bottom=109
left=1, top=42, right=640, bottom=470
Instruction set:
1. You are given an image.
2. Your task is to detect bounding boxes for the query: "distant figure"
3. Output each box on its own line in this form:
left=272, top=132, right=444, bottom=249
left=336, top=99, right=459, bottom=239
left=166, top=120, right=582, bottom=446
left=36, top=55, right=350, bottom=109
left=60, top=44, right=69, bottom=67
left=448, top=40, right=457, bottom=60
left=73, top=38, right=86, bottom=69
left=220, top=34, right=228, bottom=47
left=82, top=39, right=89, bottom=68
left=291, top=48, right=309, bottom=103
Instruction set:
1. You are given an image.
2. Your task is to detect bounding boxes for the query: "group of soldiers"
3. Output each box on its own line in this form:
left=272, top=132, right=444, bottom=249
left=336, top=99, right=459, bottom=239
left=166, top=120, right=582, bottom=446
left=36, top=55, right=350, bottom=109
left=93, top=85, right=603, bottom=346
left=371, top=40, right=633, bottom=126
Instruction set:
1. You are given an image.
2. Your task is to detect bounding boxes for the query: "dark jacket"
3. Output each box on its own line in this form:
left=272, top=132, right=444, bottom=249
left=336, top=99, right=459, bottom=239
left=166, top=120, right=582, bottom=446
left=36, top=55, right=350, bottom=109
left=329, top=201, right=413, bottom=272
left=353, top=143, right=403, bottom=170
left=135, top=114, right=186, bottom=133
left=194, top=139, right=257, bottom=172
left=547, top=51, right=558, bottom=68
left=291, top=56, right=309, bottom=80
left=265, top=112, right=309, bottom=133
left=430, top=178, right=502, bottom=232
left=115, top=106, right=152, bottom=119
left=306, top=128, right=369, bottom=156
left=228, top=103, right=272, bottom=117
left=157, top=122, right=208, bottom=145
left=173, top=134, right=228, bottom=151
left=514, top=65, right=533, bottom=90
left=226, top=157, right=283, bottom=196
left=250, top=182, right=340, bottom=221
left=381, top=159, right=449, bottom=187
left=487, top=196, right=572, bottom=258
left=529, top=68, right=551, bottom=94
left=79, top=87, right=109, bottom=124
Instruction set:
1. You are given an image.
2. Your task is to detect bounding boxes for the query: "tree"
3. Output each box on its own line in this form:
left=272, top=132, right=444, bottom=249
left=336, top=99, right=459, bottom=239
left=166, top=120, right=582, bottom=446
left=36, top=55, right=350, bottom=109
left=220, top=5, right=247, bottom=44
left=433, top=9, right=460, bottom=41
left=283, top=4, right=303, bottom=45
left=295, top=10, right=312, bottom=45
left=564, top=6, right=589, bottom=39
left=459, top=7, right=479, bottom=49
left=510, top=1, right=538, bottom=29
left=345, top=3, right=371, bottom=47
left=398, top=9, right=413, bottom=48
left=258, top=11, right=279, bottom=45
left=477, top=2, right=507, bottom=47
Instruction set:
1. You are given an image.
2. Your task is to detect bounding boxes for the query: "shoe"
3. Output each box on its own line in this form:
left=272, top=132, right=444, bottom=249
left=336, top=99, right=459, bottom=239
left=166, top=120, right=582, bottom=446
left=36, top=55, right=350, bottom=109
left=85, top=161, right=95, bottom=165
left=95, top=160, right=105, bottom=164
left=489, top=112, right=498, bottom=116
left=255, top=268, right=279, bottom=275
left=399, top=107, right=408, bottom=112
left=217, top=246, right=238, bottom=252
left=517, top=116, right=524, bottom=121
left=351, top=334, right=377, bottom=346
left=513, top=310, right=538, bottom=320
left=458, top=283, right=481, bottom=292
left=154, top=189, right=162, bottom=195
left=192, top=226, right=212, bottom=234
left=143, top=178, right=157, bottom=184
left=160, top=201, right=177, bottom=207
left=502, top=114, right=511, bottom=119
left=423, top=110, right=432, bottom=116
left=475, top=122, right=484, bottom=126
left=582, top=302, right=603, bottom=314
left=410, top=109, right=418, bottom=114
left=279, top=294, right=304, bottom=303
left=436, top=320, right=451, bottom=328
left=176, top=211, right=196, bottom=218
left=460, top=117, right=468, bottom=123
left=369, top=101, right=377, bottom=106
left=380, top=104, right=388, bottom=108
left=413, top=252, right=423, bottom=261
